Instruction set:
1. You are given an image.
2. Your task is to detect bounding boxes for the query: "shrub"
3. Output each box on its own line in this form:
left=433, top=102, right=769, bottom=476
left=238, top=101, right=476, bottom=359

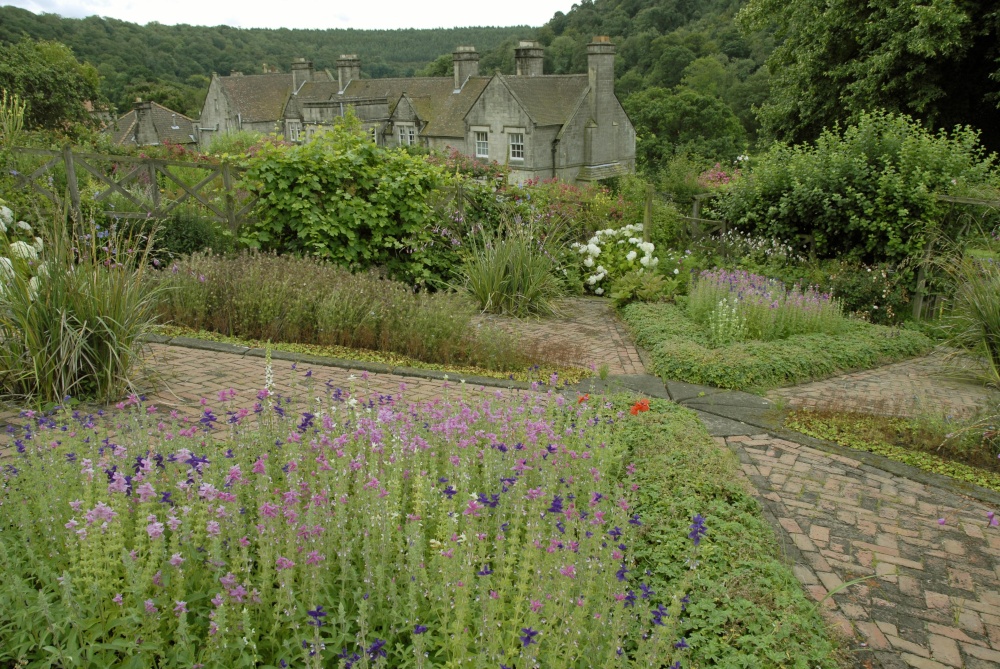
left=0, top=201, right=160, bottom=403
left=716, top=110, right=1000, bottom=265
left=571, top=224, right=659, bottom=296
left=239, top=116, right=456, bottom=287
left=938, top=252, right=1000, bottom=387
left=621, top=302, right=932, bottom=390
left=687, top=269, right=845, bottom=343
left=0, top=384, right=698, bottom=668
left=460, top=214, right=566, bottom=317
left=154, top=251, right=529, bottom=371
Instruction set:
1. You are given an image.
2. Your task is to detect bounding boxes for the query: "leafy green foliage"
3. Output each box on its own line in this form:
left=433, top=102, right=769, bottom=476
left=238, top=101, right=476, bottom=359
left=716, top=111, right=1000, bottom=265
left=739, top=0, right=1000, bottom=150
left=239, top=117, right=457, bottom=287
left=621, top=301, right=932, bottom=390
left=624, top=87, right=746, bottom=168
left=610, top=270, right=675, bottom=307
left=0, top=37, right=102, bottom=131
left=786, top=409, right=1000, bottom=493
left=618, top=399, right=844, bottom=667
left=938, top=249, right=1000, bottom=387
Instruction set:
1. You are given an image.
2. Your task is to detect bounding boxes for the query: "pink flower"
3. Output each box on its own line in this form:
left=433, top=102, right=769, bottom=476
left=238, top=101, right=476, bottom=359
left=211, top=593, right=225, bottom=608
left=146, top=521, right=164, bottom=540
left=252, top=456, right=268, bottom=474
left=306, top=551, right=325, bottom=565
left=560, top=564, right=577, bottom=579
left=228, top=585, right=248, bottom=602
left=239, top=536, right=250, bottom=547
left=530, top=599, right=543, bottom=613
left=490, top=591, right=499, bottom=600
left=144, top=599, right=158, bottom=615
left=174, top=601, right=187, bottom=616
left=206, top=521, right=221, bottom=536
left=276, top=556, right=295, bottom=570
left=169, top=553, right=185, bottom=567
left=112, top=593, right=123, bottom=606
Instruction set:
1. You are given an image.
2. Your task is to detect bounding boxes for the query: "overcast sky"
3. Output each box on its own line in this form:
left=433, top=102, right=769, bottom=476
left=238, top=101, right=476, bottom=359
left=4, top=0, right=571, bottom=29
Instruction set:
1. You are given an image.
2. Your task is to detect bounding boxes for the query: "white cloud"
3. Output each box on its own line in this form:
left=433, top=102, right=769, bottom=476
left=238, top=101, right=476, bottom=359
left=6, top=0, right=571, bottom=29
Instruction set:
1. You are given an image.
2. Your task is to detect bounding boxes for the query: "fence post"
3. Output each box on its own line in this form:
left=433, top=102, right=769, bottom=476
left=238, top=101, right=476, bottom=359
left=643, top=183, right=653, bottom=244
left=62, top=144, right=81, bottom=222
left=911, top=239, right=936, bottom=320
left=147, top=160, right=160, bottom=213
left=221, top=161, right=237, bottom=232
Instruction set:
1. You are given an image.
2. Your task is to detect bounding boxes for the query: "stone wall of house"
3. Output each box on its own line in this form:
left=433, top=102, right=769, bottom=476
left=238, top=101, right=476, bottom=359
left=197, top=76, right=236, bottom=147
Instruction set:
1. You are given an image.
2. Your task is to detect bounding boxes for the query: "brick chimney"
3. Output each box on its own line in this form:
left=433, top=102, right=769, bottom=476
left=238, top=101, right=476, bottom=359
left=337, top=54, right=361, bottom=93
left=291, top=57, right=314, bottom=91
left=453, top=46, right=479, bottom=90
left=133, top=100, right=157, bottom=145
left=515, top=40, right=544, bottom=76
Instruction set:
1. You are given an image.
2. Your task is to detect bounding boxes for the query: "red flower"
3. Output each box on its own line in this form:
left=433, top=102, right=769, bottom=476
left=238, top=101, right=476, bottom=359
left=630, top=399, right=650, bottom=416
left=578, top=394, right=590, bottom=404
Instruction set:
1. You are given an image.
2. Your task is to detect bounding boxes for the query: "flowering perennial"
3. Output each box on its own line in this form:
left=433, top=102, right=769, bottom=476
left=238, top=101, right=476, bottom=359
left=571, top=224, right=660, bottom=295
left=0, top=372, right=700, bottom=668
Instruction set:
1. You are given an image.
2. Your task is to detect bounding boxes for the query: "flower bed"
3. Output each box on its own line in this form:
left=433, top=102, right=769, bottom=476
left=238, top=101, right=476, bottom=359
left=622, top=302, right=932, bottom=390
left=0, top=373, right=698, bottom=667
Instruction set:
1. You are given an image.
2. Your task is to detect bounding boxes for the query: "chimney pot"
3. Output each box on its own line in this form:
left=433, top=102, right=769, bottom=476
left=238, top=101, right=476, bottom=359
left=337, top=54, right=362, bottom=93
left=452, top=46, right=479, bottom=90
left=515, top=40, right=544, bottom=76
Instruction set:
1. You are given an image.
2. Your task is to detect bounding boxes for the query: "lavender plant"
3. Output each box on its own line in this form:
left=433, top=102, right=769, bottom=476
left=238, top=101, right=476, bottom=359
left=688, top=269, right=845, bottom=344
left=0, top=373, right=700, bottom=668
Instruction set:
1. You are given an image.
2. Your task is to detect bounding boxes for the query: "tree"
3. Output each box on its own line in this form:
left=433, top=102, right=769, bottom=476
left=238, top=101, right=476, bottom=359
left=739, top=0, right=1000, bottom=150
left=0, top=38, right=102, bottom=130
left=624, top=87, right=745, bottom=170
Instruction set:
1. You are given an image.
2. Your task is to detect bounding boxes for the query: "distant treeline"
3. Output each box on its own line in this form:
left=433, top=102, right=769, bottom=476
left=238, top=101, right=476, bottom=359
left=0, top=5, right=531, bottom=117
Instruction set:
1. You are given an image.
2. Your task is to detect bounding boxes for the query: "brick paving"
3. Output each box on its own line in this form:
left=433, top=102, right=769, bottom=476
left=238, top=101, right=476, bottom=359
left=474, top=296, right=645, bottom=376
left=767, top=350, right=1000, bottom=419
left=725, top=433, right=1000, bottom=669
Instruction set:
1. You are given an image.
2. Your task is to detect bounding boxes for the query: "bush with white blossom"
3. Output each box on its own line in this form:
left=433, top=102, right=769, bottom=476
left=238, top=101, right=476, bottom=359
left=0, top=198, right=45, bottom=299
left=570, top=224, right=660, bottom=295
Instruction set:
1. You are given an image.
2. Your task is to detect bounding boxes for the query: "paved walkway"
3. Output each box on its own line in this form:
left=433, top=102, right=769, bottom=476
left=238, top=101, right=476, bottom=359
left=726, top=434, right=1000, bottom=669
left=475, top=297, right=645, bottom=376
left=768, top=350, right=1000, bottom=419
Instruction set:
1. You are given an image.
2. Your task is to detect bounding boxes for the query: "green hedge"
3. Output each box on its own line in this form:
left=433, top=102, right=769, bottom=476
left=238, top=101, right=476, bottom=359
left=621, top=399, right=843, bottom=667
left=621, top=302, right=932, bottom=390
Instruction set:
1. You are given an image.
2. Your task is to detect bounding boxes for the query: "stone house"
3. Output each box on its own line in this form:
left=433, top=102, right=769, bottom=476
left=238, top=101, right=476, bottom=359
left=197, top=38, right=635, bottom=184
left=106, top=100, right=197, bottom=147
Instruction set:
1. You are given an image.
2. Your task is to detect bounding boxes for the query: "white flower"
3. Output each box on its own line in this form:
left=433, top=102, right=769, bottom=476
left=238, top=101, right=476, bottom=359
left=640, top=256, right=650, bottom=267
left=673, top=268, right=680, bottom=275
left=0, top=256, right=12, bottom=280
left=583, top=256, right=594, bottom=268
left=36, top=261, right=49, bottom=278
left=626, top=250, right=637, bottom=262
left=33, top=237, right=43, bottom=253
left=28, top=275, right=39, bottom=300
left=0, top=206, right=12, bottom=227
left=639, top=242, right=655, bottom=255
left=587, top=275, right=598, bottom=286
left=594, top=287, right=604, bottom=295
left=16, top=221, right=31, bottom=233
left=586, top=243, right=601, bottom=257
left=596, top=265, right=606, bottom=274
left=9, top=241, right=37, bottom=260
left=650, top=257, right=659, bottom=267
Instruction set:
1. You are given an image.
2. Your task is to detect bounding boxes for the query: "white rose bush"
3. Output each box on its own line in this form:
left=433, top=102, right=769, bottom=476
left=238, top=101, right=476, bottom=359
left=0, top=198, right=43, bottom=300
left=570, top=224, right=660, bottom=295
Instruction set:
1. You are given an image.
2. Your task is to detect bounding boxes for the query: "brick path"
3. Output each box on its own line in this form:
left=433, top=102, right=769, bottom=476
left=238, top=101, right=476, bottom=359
left=726, top=434, right=1000, bottom=669
left=475, top=296, right=645, bottom=376
left=767, top=350, right=1000, bottom=419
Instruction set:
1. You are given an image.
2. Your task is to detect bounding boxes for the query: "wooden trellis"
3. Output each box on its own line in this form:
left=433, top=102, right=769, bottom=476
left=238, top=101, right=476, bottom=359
left=10, top=146, right=257, bottom=230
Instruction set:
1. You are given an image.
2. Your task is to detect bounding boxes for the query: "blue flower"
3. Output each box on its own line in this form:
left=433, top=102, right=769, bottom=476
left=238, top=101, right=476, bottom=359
left=608, top=526, right=622, bottom=539
left=520, top=627, right=539, bottom=647
left=414, top=624, right=428, bottom=634
left=688, top=514, right=707, bottom=546
left=477, top=564, right=493, bottom=576
left=367, top=638, right=387, bottom=659
left=616, top=564, right=628, bottom=581
left=674, top=638, right=689, bottom=649
left=547, top=495, right=564, bottom=514
left=442, top=485, right=458, bottom=499
left=306, top=605, right=326, bottom=627
left=640, top=582, right=654, bottom=599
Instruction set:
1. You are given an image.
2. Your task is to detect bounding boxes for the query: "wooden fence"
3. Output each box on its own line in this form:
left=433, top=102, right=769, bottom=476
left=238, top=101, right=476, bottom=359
left=10, top=146, right=257, bottom=230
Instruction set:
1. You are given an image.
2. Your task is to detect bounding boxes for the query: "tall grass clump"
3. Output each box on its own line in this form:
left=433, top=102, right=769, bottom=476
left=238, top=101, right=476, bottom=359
left=461, top=214, right=566, bottom=317
left=0, top=381, right=700, bottom=668
left=154, top=252, right=528, bottom=370
left=938, top=249, right=1000, bottom=387
left=0, top=201, right=160, bottom=403
left=688, top=269, right=845, bottom=345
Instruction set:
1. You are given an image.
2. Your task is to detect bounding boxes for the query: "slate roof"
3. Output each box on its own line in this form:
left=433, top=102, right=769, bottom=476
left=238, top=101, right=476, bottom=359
left=106, top=102, right=197, bottom=146
left=499, top=74, right=589, bottom=126
left=342, top=77, right=490, bottom=138
left=217, top=70, right=334, bottom=123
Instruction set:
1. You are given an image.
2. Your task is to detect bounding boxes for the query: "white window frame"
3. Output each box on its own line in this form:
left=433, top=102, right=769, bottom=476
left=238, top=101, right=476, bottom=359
left=508, top=131, right=525, bottom=161
left=474, top=129, right=489, bottom=158
left=286, top=119, right=302, bottom=142
left=397, top=123, right=416, bottom=146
